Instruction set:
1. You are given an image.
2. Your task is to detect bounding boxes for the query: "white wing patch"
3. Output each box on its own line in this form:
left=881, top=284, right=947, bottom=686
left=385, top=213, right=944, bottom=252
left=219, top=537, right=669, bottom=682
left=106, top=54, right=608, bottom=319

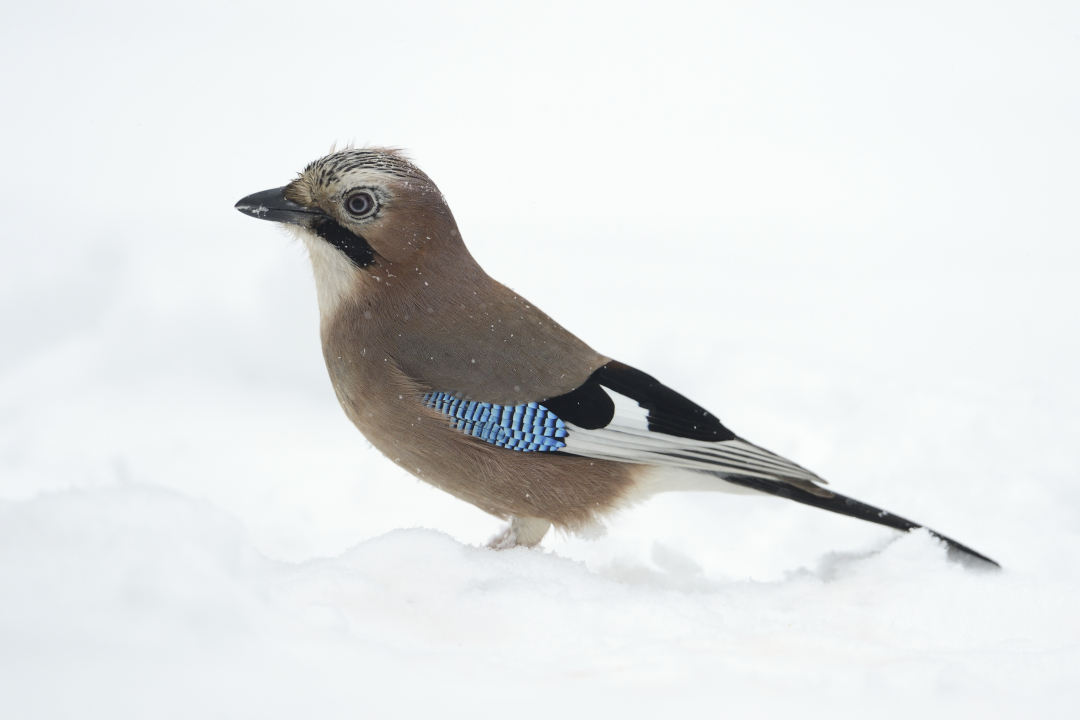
left=560, top=387, right=826, bottom=487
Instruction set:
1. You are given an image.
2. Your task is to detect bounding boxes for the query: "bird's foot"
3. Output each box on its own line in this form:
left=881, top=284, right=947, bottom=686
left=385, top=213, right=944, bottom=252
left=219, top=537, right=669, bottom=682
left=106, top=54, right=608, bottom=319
left=486, top=516, right=551, bottom=549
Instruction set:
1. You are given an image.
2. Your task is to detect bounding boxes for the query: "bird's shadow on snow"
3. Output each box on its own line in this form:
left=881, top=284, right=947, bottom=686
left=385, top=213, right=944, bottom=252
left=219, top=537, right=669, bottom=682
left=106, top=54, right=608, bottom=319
left=793, top=545, right=889, bottom=583
left=588, top=541, right=718, bottom=593
left=576, top=528, right=995, bottom=593
left=576, top=538, right=895, bottom=592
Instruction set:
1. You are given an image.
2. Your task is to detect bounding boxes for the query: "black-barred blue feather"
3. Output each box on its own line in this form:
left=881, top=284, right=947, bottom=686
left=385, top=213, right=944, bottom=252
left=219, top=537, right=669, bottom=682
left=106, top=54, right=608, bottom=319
left=423, top=392, right=568, bottom=451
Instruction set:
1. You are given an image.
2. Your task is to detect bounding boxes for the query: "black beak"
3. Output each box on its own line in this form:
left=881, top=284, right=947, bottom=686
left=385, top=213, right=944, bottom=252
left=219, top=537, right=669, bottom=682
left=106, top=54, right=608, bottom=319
left=235, top=187, right=323, bottom=225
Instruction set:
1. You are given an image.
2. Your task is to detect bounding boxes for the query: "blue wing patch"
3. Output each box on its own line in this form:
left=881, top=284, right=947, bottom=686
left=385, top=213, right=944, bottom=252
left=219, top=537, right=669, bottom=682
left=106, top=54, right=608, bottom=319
left=423, top=392, right=568, bottom=452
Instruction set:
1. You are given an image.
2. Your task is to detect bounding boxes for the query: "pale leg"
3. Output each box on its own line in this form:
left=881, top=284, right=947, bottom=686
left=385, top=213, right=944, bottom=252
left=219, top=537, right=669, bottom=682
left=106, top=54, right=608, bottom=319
left=486, top=516, right=552, bottom=549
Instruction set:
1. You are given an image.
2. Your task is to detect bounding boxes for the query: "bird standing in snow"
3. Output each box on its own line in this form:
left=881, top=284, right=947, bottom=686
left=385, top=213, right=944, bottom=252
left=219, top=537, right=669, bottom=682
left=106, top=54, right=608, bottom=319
left=236, top=148, right=997, bottom=566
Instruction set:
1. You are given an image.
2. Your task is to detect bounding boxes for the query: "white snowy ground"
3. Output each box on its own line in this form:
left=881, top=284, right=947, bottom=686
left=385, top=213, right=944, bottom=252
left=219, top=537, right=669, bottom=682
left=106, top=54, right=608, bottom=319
left=1, top=2, right=1078, bottom=717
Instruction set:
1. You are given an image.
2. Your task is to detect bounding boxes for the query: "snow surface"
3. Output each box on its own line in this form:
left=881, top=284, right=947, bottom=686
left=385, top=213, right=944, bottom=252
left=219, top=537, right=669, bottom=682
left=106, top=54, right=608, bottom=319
left=2, top=1, right=1079, bottom=717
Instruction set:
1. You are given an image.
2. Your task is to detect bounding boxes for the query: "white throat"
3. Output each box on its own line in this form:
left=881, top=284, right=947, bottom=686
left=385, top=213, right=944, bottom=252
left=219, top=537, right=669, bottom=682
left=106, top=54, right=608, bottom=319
left=286, top=225, right=363, bottom=322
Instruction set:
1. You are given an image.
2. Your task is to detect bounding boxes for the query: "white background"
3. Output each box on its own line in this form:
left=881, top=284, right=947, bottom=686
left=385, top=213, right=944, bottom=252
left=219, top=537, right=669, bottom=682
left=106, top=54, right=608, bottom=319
left=1, top=1, right=1077, bottom=717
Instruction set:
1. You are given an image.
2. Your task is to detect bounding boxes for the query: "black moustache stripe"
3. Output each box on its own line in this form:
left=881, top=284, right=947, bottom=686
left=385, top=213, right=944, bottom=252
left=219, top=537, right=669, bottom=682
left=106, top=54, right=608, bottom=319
left=312, top=217, right=376, bottom=268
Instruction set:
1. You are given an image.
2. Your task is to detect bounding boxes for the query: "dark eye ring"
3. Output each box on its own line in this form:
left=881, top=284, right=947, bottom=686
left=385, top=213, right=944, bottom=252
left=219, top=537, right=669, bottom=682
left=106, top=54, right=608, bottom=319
left=345, top=191, right=376, bottom=217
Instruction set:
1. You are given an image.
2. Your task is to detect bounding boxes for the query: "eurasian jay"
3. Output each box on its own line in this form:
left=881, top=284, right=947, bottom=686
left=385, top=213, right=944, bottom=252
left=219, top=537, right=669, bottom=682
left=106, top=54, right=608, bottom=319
left=236, top=147, right=998, bottom=566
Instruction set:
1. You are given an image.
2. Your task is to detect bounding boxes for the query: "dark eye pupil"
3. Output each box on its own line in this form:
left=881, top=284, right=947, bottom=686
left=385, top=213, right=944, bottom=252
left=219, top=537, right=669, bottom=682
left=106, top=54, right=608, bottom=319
left=347, top=192, right=374, bottom=216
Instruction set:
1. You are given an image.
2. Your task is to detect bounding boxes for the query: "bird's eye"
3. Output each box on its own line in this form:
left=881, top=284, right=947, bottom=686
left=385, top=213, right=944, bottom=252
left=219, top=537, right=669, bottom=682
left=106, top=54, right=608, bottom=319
left=345, top=191, right=376, bottom=217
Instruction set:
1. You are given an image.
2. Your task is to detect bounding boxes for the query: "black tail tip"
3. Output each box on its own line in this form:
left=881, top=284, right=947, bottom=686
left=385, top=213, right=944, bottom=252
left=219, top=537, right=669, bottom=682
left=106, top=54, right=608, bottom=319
left=931, top=531, right=1001, bottom=570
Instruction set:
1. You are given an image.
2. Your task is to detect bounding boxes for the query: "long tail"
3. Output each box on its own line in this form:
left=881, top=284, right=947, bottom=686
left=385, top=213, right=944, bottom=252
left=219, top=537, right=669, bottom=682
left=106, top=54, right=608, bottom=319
left=720, top=473, right=1000, bottom=568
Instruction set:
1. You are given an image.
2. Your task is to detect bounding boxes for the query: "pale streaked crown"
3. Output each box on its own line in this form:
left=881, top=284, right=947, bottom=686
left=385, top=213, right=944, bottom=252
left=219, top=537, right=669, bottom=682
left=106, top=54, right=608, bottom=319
left=284, top=147, right=437, bottom=214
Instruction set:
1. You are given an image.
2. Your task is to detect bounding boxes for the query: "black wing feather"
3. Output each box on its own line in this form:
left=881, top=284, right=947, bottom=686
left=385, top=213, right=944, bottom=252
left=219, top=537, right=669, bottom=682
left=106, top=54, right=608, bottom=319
left=543, top=360, right=736, bottom=441
left=539, top=381, right=614, bottom=430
